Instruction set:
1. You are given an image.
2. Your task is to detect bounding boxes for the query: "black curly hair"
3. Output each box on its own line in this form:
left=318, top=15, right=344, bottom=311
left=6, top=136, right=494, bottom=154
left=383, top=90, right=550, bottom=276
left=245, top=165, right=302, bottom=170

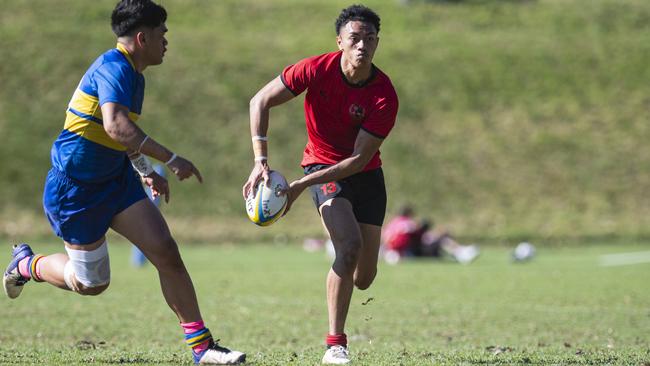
left=335, top=4, right=381, bottom=35
left=111, top=0, right=167, bottom=37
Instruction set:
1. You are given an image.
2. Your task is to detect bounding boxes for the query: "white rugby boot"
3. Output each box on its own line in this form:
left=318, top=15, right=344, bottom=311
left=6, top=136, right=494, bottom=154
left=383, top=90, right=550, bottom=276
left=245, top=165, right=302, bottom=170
left=322, top=345, right=351, bottom=364
left=3, top=243, right=35, bottom=299
left=193, top=341, right=246, bottom=365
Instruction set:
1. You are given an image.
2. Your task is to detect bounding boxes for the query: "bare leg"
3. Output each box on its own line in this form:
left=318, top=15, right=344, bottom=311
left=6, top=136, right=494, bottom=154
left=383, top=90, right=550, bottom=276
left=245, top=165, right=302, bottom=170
left=320, top=198, right=362, bottom=335
left=435, top=233, right=458, bottom=253
left=436, top=232, right=479, bottom=264
left=354, top=223, right=381, bottom=290
left=110, top=198, right=202, bottom=323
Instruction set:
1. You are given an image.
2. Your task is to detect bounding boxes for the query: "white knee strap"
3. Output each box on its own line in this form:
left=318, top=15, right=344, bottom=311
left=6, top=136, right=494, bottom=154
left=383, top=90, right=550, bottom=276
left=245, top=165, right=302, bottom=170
left=64, top=241, right=110, bottom=289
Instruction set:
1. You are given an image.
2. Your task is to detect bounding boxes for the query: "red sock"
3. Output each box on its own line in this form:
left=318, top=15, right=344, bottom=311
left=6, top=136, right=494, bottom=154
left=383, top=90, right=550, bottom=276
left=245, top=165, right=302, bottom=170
left=326, top=333, right=347, bottom=348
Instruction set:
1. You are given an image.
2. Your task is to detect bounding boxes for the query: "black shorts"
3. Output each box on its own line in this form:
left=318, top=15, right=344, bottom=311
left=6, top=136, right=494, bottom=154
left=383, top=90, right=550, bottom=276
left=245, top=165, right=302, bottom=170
left=304, top=164, right=387, bottom=226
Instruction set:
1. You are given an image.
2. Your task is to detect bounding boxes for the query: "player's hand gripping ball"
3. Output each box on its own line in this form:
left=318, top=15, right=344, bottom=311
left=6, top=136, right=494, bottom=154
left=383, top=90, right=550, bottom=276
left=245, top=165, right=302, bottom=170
left=245, top=171, right=289, bottom=226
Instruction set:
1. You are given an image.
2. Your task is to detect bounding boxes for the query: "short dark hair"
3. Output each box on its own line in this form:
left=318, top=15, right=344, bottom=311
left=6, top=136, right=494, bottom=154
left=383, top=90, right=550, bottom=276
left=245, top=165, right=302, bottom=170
left=111, top=0, right=167, bottom=37
left=335, top=4, right=381, bottom=35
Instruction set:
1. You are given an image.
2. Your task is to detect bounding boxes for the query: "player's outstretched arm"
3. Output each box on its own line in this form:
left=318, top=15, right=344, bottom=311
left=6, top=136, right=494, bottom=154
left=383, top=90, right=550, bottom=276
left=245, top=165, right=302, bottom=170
left=243, top=76, right=296, bottom=198
left=101, top=102, right=202, bottom=183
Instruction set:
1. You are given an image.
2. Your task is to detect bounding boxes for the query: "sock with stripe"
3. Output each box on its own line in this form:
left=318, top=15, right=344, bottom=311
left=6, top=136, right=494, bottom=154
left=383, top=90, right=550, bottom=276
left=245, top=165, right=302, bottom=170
left=17, top=255, right=45, bottom=282
left=182, top=320, right=212, bottom=355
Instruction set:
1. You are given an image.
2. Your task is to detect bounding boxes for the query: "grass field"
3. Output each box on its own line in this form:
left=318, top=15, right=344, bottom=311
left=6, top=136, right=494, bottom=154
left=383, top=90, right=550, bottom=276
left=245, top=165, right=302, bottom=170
left=1, top=240, right=648, bottom=365
left=1, top=1, right=649, bottom=364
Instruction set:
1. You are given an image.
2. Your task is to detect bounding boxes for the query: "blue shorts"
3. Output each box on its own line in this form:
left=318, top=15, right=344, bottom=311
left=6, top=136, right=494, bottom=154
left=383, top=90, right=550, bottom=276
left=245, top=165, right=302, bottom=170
left=43, top=162, right=147, bottom=245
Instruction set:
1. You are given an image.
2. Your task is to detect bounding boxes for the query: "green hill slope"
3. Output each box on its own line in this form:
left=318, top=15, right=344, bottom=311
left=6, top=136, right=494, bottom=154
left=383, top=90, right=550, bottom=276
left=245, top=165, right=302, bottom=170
left=1, top=0, right=649, bottom=242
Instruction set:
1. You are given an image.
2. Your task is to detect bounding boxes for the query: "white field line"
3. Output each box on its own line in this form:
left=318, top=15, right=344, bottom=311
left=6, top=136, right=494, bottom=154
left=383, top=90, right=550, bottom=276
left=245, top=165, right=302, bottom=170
left=599, top=251, right=650, bottom=267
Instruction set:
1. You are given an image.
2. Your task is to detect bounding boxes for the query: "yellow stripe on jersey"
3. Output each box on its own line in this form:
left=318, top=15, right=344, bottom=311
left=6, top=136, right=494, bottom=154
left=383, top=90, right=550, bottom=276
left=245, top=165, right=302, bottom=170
left=64, top=88, right=141, bottom=151
left=128, top=111, right=140, bottom=122
left=64, top=111, right=126, bottom=151
left=67, top=89, right=102, bottom=123
left=66, top=88, right=141, bottom=125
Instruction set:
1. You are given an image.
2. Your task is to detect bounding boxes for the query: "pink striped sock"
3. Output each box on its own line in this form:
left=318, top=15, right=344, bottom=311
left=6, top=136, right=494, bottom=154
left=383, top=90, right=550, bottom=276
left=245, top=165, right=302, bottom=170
left=181, top=320, right=210, bottom=354
left=17, top=257, right=31, bottom=279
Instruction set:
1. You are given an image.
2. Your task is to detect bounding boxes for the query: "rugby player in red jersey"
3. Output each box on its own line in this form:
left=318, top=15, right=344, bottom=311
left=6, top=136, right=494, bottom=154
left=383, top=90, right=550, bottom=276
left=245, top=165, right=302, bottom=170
left=243, top=5, right=398, bottom=364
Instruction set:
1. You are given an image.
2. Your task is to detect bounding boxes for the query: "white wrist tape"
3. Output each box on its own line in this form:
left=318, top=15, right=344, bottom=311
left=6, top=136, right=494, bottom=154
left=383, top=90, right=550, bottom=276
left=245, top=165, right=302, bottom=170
left=165, top=153, right=178, bottom=166
left=252, top=136, right=268, bottom=141
left=254, top=156, right=268, bottom=162
left=130, top=154, right=155, bottom=176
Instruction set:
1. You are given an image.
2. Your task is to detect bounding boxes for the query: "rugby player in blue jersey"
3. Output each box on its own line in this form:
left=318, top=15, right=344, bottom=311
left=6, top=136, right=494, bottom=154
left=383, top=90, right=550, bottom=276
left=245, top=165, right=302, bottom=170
left=2, top=1, right=244, bottom=364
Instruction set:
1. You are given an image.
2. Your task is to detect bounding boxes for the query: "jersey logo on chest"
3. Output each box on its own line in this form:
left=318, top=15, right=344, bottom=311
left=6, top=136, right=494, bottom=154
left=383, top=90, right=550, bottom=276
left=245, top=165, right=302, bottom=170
left=348, top=104, right=366, bottom=121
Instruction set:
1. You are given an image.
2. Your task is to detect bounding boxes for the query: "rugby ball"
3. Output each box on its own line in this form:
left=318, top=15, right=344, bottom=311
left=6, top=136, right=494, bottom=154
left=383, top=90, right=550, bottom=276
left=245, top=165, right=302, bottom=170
left=245, top=171, right=289, bottom=226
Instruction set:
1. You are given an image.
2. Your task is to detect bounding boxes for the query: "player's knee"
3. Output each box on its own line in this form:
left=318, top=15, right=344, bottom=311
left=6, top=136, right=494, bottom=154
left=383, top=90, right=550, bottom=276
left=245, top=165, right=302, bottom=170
left=64, top=241, right=111, bottom=295
left=153, top=239, right=186, bottom=273
left=332, top=239, right=361, bottom=274
left=342, top=250, right=360, bottom=269
left=156, top=253, right=186, bottom=274
left=355, top=280, right=372, bottom=291
left=76, top=282, right=110, bottom=296
left=355, top=271, right=376, bottom=290
left=144, top=235, right=184, bottom=271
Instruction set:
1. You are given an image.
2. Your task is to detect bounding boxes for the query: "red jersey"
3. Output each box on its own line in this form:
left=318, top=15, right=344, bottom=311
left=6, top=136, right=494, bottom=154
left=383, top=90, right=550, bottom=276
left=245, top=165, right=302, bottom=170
left=281, top=51, right=398, bottom=171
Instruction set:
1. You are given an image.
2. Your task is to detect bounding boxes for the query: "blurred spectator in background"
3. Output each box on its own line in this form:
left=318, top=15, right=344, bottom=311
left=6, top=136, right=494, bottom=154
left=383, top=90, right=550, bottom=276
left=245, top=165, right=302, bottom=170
left=382, top=205, right=479, bottom=264
left=381, top=205, right=417, bottom=256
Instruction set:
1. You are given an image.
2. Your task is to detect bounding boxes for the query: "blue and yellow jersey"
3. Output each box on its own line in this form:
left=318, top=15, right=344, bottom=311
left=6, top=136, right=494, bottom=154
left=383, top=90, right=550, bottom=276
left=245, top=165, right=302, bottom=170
left=51, top=43, right=145, bottom=182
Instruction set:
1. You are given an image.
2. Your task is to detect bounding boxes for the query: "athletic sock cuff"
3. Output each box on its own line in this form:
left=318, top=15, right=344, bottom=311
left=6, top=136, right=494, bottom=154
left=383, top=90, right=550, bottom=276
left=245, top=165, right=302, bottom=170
left=28, top=255, right=45, bottom=282
left=326, top=333, right=347, bottom=347
left=181, top=320, right=206, bottom=333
